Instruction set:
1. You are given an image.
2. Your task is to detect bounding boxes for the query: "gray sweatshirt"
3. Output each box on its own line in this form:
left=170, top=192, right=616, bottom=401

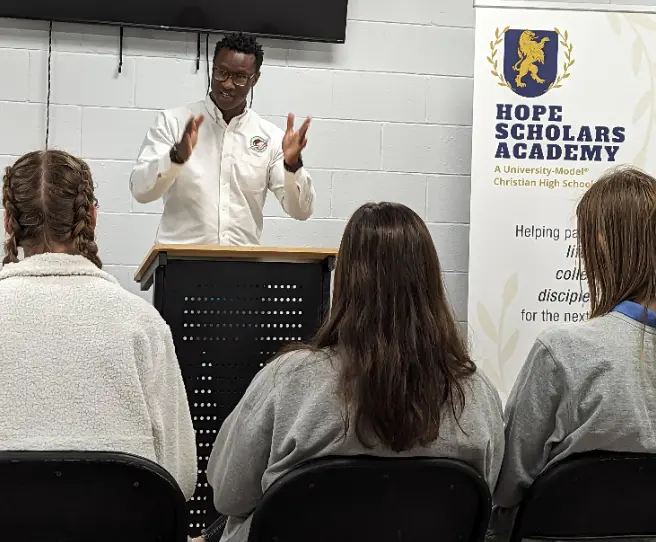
left=207, top=349, right=505, bottom=542
left=491, top=312, right=656, bottom=541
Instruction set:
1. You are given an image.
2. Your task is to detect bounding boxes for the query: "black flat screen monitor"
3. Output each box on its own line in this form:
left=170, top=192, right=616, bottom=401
left=0, top=0, right=349, bottom=43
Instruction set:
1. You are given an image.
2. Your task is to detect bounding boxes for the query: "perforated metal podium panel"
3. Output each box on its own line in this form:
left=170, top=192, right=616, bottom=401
left=149, top=256, right=332, bottom=537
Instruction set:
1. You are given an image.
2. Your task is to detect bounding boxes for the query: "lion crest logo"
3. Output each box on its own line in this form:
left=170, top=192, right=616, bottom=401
left=488, top=27, right=575, bottom=98
left=513, top=30, right=550, bottom=88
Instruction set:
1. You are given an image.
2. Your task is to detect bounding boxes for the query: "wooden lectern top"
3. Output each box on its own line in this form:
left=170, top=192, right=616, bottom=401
left=134, top=244, right=338, bottom=283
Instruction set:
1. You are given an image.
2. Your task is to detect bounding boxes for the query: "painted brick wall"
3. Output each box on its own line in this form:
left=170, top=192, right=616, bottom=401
left=0, top=0, right=474, bottom=320
left=7, top=0, right=647, bottom=321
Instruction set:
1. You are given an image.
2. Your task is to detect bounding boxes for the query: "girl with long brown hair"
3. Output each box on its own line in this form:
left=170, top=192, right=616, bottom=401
left=0, top=149, right=197, bottom=500
left=491, top=166, right=656, bottom=540
left=202, top=202, right=504, bottom=542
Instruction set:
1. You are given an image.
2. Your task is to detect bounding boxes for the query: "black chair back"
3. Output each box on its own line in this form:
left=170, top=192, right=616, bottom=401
left=0, top=450, right=188, bottom=542
left=248, top=455, right=491, bottom=542
left=510, top=451, right=656, bottom=542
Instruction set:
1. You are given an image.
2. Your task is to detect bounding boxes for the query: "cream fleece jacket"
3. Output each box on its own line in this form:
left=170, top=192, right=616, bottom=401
left=0, top=253, right=197, bottom=499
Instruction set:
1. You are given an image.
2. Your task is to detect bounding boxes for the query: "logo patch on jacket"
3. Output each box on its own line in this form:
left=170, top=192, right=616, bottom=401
left=250, top=136, right=268, bottom=152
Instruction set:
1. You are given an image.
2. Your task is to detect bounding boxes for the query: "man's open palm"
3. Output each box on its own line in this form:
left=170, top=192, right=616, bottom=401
left=282, top=113, right=311, bottom=165
left=178, top=115, right=205, bottom=162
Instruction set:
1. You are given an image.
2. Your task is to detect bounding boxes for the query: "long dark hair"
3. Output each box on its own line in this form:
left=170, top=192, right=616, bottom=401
left=3, top=150, right=101, bottom=268
left=291, top=202, right=476, bottom=452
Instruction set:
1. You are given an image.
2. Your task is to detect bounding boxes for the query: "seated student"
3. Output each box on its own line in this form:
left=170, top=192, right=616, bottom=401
left=490, top=166, right=656, bottom=540
left=199, top=202, right=505, bottom=542
left=0, top=150, right=197, bottom=499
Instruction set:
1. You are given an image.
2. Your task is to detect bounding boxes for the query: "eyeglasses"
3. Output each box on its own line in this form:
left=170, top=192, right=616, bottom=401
left=212, top=69, right=257, bottom=87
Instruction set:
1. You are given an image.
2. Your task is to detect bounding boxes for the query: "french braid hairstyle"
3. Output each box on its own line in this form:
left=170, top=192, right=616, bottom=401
left=2, top=150, right=102, bottom=268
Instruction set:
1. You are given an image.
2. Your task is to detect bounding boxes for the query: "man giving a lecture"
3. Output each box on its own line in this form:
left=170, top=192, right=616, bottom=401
left=130, top=32, right=315, bottom=245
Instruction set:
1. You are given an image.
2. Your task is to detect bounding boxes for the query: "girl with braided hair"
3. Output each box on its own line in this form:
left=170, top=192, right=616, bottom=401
left=3, top=150, right=101, bottom=267
left=0, top=150, right=197, bottom=500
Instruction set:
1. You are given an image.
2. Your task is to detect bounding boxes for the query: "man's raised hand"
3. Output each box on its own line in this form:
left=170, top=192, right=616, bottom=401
left=282, top=113, right=311, bottom=166
left=175, top=115, right=205, bottom=163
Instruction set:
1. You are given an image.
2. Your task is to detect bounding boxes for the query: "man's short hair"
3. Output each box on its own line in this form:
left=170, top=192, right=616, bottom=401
left=214, top=32, right=264, bottom=71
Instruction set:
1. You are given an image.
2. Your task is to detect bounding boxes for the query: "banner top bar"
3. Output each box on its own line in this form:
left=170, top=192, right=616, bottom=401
left=474, top=0, right=656, bottom=15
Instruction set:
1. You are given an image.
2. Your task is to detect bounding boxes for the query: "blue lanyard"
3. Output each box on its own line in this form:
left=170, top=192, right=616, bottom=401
left=614, top=300, right=656, bottom=328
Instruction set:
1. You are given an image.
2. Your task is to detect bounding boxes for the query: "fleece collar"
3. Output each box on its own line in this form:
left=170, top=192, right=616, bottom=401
left=0, top=253, right=118, bottom=285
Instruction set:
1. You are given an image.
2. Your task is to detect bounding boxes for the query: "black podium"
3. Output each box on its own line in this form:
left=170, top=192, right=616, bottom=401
left=135, top=244, right=337, bottom=537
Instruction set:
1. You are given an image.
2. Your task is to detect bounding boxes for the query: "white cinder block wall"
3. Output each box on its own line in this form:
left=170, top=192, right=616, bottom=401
left=1, top=0, right=652, bottom=323
left=0, top=0, right=474, bottom=319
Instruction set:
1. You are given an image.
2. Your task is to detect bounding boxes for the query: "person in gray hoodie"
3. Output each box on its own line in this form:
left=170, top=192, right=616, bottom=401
left=199, top=201, right=505, bottom=542
left=490, top=166, right=656, bottom=541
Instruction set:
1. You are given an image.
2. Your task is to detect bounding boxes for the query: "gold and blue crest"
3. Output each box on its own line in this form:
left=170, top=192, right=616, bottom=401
left=505, top=29, right=557, bottom=98
left=488, top=27, right=574, bottom=98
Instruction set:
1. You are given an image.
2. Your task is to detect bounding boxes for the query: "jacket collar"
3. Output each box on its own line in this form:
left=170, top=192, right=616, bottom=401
left=0, top=253, right=119, bottom=284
